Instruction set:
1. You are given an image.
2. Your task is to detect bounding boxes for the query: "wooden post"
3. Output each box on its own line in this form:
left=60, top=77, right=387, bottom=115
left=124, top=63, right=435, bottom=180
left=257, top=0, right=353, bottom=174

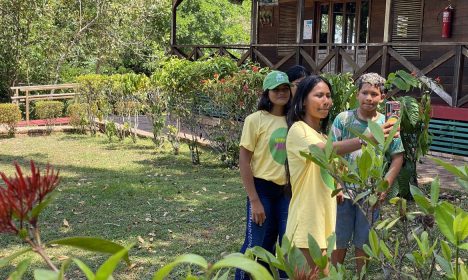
left=25, top=90, right=30, bottom=124
left=171, top=0, right=183, bottom=47
left=381, top=0, right=392, bottom=77
left=452, top=45, right=464, bottom=107
left=251, top=0, right=258, bottom=62
left=296, top=0, right=305, bottom=65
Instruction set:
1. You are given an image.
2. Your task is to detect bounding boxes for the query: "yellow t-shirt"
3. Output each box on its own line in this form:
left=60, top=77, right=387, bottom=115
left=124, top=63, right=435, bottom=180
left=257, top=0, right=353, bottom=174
left=239, top=111, right=288, bottom=186
left=285, top=121, right=336, bottom=248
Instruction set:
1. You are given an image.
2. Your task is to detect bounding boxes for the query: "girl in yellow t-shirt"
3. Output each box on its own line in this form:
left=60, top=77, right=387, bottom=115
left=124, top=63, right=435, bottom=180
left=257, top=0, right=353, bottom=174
left=286, top=75, right=388, bottom=272
left=235, top=71, right=292, bottom=280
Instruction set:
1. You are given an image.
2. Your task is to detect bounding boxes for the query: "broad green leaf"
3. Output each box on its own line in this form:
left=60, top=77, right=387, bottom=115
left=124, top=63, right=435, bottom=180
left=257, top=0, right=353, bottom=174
left=275, top=243, right=294, bottom=278
left=72, top=258, right=95, bottom=280
left=353, top=190, right=371, bottom=204
left=153, top=254, right=209, bottom=280
left=368, top=120, right=384, bottom=146
left=369, top=229, right=380, bottom=257
left=375, top=218, right=391, bottom=230
left=430, top=177, right=440, bottom=207
left=453, top=214, right=468, bottom=242
left=368, top=194, right=378, bottom=208
left=8, top=258, right=31, bottom=280
left=0, top=248, right=32, bottom=268
left=324, top=131, right=334, bottom=159
left=385, top=217, right=400, bottom=230
left=95, top=244, right=133, bottom=280
left=286, top=245, right=308, bottom=274
left=358, top=150, right=372, bottom=180
left=456, top=178, right=468, bottom=191
left=362, top=244, right=375, bottom=259
left=392, top=77, right=410, bottom=91
left=379, top=241, right=393, bottom=263
left=34, top=269, right=59, bottom=280
left=48, top=237, right=130, bottom=265
left=211, top=256, right=274, bottom=280
left=31, top=192, right=58, bottom=220
left=434, top=253, right=454, bottom=277
left=435, top=203, right=456, bottom=245
left=307, top=234, right=327, bottom=269
left=459, top=243, right=468, bottom=250
left=214, top=270, right=230, bottom=280
left=383, top=117, right=401, bottom=152
left=430, top=157, right=466, bottom=179
left=389, top=197, right=400, bottom=204
left=441, top=240, right=452, bottom=260
left=409, top=184, right=425, bottom=197
left=413, top=194, right=432, bottom=214
left=250, top=246, right=282, bottom=268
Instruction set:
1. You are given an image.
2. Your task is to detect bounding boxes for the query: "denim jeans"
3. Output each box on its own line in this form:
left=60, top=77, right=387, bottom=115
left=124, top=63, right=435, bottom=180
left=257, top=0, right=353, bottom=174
left=235, top=178, right=290, bottom=280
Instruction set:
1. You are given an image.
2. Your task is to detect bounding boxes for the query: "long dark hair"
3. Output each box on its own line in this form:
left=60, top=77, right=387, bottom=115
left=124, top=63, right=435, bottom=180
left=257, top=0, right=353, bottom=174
left=257, top=87, right=291, bottom=116
left=287, top=75, right=333, bottom=133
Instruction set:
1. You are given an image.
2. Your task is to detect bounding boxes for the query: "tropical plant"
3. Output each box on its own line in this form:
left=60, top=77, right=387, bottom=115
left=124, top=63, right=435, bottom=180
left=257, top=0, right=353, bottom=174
left=34, top=101, right=65, bottom=134
left=66, top=102, right=88, bottom=134
left=385, top=70, right=433, bottom=199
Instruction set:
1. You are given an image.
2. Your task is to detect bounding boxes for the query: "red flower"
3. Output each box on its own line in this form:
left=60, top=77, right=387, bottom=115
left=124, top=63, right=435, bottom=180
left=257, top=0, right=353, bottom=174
left=435, top=76, right=441, bottom=83
left=243, top=84, right=249, bottom=92
left=0, top=189, right=17, bottom=234
left=0, top=161, right=60, bottom=230
left=252, top=66, right=259, bottom=72
left=220, top=78, right=226, bottom=84
left=411, top=71, right=417, bottom=77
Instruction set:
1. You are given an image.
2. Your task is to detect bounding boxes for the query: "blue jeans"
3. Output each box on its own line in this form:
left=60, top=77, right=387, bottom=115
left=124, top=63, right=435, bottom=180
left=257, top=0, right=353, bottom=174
left=335, top=198, right=380, bottom=249
left=235, top=178, right=290, bottom=280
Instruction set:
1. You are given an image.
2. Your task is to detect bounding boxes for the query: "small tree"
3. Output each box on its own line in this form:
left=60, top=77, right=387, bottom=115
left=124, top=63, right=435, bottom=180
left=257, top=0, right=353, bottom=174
left=0, top=103, right=21, bottom=137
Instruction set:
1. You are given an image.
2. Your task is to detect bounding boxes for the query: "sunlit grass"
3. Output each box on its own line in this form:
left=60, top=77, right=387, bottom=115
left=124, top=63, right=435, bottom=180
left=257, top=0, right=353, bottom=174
left=0, top=133, right=245, bottom=279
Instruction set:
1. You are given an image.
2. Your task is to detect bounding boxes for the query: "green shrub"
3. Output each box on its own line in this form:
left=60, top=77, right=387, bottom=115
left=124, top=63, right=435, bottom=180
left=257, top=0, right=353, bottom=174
left=67, top=103, right=88, bottom=133
left=0, top=103, right=21, bottom=136
left=35, top=101, right=64, bottom=119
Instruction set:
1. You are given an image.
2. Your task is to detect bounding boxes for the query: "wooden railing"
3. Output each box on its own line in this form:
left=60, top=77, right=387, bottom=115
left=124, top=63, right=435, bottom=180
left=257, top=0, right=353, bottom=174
left=10, top=84, right=78, bottom=124
left=171, top=42, right=468, bottom=108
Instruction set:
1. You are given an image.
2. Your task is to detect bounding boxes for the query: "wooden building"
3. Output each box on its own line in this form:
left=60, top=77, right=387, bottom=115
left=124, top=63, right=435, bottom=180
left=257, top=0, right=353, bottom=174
left=171, top=0, right=468, bottom=156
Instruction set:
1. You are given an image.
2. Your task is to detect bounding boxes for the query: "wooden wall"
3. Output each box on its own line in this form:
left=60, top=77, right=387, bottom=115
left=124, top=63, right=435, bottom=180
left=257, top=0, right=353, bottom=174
left=368, top=0, right=468, bottom=107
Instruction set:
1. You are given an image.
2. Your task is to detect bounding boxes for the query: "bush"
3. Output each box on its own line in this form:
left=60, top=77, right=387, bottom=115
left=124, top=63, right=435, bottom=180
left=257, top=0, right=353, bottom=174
left=0, top=103, right=21, bottom=136
left=67, top=103, right=88, bottom=133
left=35, top=101, right=64, bottom=119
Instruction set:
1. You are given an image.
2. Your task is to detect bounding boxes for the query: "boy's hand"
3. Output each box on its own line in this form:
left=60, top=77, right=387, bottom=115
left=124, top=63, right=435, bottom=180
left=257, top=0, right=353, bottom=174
left=336, top=191, right=345, bottom=204
left=381, top=122, right=400, bottom=138
left=250, top=199, right=266, bottom=226
left=372, top=191, right=388, bottom=211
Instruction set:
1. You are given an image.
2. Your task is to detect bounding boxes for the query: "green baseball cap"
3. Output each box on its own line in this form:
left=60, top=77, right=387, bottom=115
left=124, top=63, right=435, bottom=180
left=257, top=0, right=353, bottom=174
left=262, top=71, right=291, bottom=91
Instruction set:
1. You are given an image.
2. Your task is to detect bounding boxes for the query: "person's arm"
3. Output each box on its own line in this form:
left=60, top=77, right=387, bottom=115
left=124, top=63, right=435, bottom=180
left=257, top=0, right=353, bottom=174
left=239, top=147, right=265, bottom=226
left=317, top=122, right=399, bottom=155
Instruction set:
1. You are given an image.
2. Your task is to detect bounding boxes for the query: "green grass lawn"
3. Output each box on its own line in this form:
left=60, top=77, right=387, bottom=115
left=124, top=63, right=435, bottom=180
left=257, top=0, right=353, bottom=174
left=0, top=134, right=246, bottom=279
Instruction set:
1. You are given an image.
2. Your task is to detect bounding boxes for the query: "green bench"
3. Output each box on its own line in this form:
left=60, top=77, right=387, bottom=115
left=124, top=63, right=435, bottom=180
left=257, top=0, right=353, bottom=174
left=429, top=119, right=468, bottom=156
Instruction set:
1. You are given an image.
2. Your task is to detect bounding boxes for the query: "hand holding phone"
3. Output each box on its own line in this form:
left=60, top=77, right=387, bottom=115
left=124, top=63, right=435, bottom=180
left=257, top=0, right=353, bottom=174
left=385, top=101, right=400, bottom=125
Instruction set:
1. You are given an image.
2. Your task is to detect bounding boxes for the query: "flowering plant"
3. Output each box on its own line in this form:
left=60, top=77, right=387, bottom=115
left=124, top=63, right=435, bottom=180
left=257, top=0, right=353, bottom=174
left=0, top=161, right=131, bottom=279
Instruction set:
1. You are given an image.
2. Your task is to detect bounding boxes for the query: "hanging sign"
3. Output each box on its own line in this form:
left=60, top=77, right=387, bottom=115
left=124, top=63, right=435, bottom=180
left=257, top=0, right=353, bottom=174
left=303, top=20, right=313, bottom=40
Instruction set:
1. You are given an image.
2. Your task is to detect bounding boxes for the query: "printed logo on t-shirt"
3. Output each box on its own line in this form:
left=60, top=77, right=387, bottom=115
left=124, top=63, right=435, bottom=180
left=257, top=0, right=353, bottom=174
left=269, top=127, right=287, bottom=164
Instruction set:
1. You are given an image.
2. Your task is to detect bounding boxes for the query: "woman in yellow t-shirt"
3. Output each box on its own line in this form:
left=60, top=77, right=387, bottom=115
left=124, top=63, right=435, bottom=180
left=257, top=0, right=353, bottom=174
left=235, top=71, right=292, bottom=280
left=286, top=75, right=379, bottom=272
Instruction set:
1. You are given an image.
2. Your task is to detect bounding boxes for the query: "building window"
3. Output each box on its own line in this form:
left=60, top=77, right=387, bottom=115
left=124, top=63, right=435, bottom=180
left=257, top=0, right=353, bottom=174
left=391, top=0, right=424, bottom=58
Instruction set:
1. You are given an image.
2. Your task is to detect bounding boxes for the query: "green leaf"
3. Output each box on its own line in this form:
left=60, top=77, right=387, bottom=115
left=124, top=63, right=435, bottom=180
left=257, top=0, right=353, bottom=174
left=153, top=254, right=209, bottom=280
left=385, top=217, right=400, bottom=230
left=392, top=77, right=410, bottom=91
left=362, top=244, right=375, bottom=259
left=324, top=131, right=334, bottom=159
left=435, top=203, right=456, bottom=245
left=95, top=244, right=134, bottom=280
left=383, top=117, right=401, bottom=152
left=369, top=229, right=380, bottom=257
left=434, top=253, right=454, bottom=277
left=375, top=218, right=391, bottom=230
left=31, top=192, right=58, bottom=220
left=379, top=241, right=393, bottom=263
left=326, top=233, right=336, bottom=259
left=48, top=237, right=130, bottom=265
left=430, top=177, right=440, bottom=207
left=459, top=243, right=468, bottom=250
left=34, top=269, right=59, bottom=280
left=307, top=234, right=327, bottom=269
left=59, top=259, right=72, bottom=280
left=211, top=256, right=274, bottom=280
left=440, top=240, right=452, bottom=260
left=214, top=270, right=230, bottom=280
left=453, top=213, right=468, bottom=243
left=368, top=120, right=384, bottom=146
left=0, top=248, right=32, bottom=268
left=249, top=246, right=282, bottom=268
left=72, top=258, right=95, bottom=280
left=413, top=194, right=432, bottom=214
left=8, top=258, right=31, bottom=280
left=430, top=157, right=466, bottom=179
left=353, top=190, right=371, bottom=204
left=358, top=149, right=372, bottom=180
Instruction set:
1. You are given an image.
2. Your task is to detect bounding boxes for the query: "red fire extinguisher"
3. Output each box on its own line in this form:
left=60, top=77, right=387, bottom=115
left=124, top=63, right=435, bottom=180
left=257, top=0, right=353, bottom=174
left=442, top=4, right=454, bottom=38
